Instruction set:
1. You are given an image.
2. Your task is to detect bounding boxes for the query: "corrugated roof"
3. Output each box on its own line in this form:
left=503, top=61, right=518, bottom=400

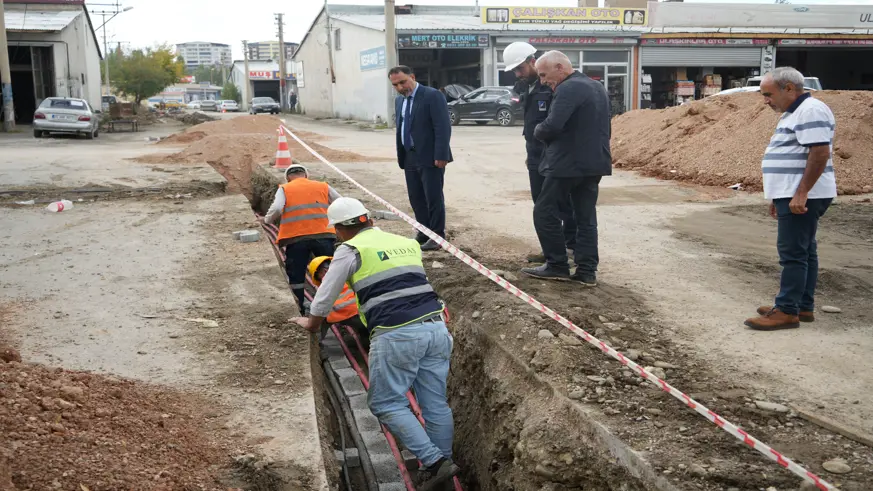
left=333, top=14, right=646, bottom=34
left=4, top=10, right=80, bottom=32
left=332, top=14, right=873, bottom=36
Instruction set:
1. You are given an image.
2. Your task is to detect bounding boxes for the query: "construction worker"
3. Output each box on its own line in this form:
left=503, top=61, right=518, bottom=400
left=503, top=42, right=576, bottom=263
left=305, top=256, right=369, bottom=349
left=263, top=164, right=341, bottom=314
left=297, top=197, right=459, bottom=490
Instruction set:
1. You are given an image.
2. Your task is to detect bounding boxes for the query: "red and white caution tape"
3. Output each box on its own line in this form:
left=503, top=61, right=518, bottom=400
left=280, top=124, right=833, bottom=490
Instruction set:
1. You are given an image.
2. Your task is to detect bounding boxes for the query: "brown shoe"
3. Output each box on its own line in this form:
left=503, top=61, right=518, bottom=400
left=757, top=306, right=814, bottom=322
left=745, top=308, right=800, bottom=331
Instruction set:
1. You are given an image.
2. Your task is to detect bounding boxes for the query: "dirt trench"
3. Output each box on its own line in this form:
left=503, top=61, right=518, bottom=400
left=243, top=141, right=873, bottom=491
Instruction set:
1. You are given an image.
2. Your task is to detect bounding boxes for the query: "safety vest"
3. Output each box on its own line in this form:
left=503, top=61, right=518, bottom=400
left=276, top=179, right=335, bottom=243
left=345, top=228, right=443, bottom=331
left=308, top=256, right=359, bottom=323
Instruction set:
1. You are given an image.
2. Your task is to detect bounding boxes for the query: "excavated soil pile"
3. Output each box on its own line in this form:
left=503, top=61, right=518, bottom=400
left=171, top=111, right=217, bottom=126
left=612, top=91, right=873, bottom=194
left=0, top=354, right=232, bottom=491
left=138, top=115, right=388, bottom=198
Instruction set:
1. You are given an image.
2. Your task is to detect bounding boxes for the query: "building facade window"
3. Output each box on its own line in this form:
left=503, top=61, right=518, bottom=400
left=334, top=29, right=342, bottom=51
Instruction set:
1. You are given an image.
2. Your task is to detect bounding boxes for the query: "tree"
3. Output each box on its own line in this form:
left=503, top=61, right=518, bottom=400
left=221, top=83, right=241, bottom=103
left=112, top=45, right=185, bottom=112
left=189, top=64, right=224, bottom=85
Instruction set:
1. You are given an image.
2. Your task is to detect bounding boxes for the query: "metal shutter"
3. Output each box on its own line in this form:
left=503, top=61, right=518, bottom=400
left=642, top=47, right=762, bottom=67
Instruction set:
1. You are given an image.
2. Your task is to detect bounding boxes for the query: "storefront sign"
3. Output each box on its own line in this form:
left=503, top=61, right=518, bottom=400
left=248, top=71, right=294, bottom=80
left=180, top=75, right=195, bottom=84
left=360, top=46, right=387, bottom=71
left=641, top=38, right=770, bottom=46
left=778, top=39, right=873, bottom=46
left=13, top=0, right=85, bottom=4
left=529, top=37, right=636, bottom=45
left=397, top=34, right=490, bottom=49
left=483, top=7, right=647, bottom=26
left=650, top=2, right=873, bottom=29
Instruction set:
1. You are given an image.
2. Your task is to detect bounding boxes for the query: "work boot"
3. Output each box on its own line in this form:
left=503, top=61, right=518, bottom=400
left=757, top=305, right=814, bottom=322
left=421, top=239, right=441, bottom=252
left=416, top=458, right=461, bottom=491
left=744, top=308, right=800, bottom=331
left=521, top=264, right=570, bottom=281
left=412, top=232, right=428, bottom=245
left=570, top=271, right=597, bottom=287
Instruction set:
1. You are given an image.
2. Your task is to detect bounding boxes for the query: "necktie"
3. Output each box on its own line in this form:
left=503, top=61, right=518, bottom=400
left=403, top=95, right=413, bottom=152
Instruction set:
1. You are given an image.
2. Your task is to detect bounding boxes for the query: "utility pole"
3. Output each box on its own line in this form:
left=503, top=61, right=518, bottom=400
left=91, top=3, right=132, bottom=98
left=0, top=0, right=16, bottom=131
left=385, top=0, right=396, bottom=127
left=242, top=40, right=251, bottom=108
left=276, top=13, right=287, bottom=113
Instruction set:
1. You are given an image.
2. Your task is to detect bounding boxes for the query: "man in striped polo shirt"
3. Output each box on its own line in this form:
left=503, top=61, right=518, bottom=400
left=745, top=67, right=837, bottom=331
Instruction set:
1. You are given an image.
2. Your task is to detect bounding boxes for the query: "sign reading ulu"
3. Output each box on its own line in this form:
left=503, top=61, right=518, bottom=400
left=483, top=6, right=647, bottom=26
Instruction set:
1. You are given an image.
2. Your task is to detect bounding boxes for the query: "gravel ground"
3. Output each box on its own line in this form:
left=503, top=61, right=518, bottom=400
left=0, top=353, right=233, bottom=491
left=612, top=90, right=873, bottom=194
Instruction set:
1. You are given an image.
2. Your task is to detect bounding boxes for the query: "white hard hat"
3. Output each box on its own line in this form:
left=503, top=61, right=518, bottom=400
left=328, top=197, right=370, bottom=226
left=285, top=164, right=308, bottom=178
left=503, top=42, right=537, bottom=72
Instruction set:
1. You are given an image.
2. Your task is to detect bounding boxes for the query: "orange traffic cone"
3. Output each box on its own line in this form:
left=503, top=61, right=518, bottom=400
left=274, top=126, right=292, bottom=169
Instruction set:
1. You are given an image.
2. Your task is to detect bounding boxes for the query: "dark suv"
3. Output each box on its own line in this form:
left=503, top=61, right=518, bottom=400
left=250, top=97, right=280, bottom=115
left=447, top=86, right=522, bottom=126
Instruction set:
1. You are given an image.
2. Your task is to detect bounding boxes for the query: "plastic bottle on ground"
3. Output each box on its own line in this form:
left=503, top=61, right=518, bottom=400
left=45, top=200, right=74, bottom=213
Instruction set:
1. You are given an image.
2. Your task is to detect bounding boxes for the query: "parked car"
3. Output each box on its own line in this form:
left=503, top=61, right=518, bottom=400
left=250, top=97, right=280, bottom=114
left=33, top=97, right=100, bottom=139
left=101, top=95, right=117, bottom=111
left=218, top=100, right=239, bottom=112
left=199, top=100, right=218, bottom=112
left=186, top=100, right=201, bottom=110
left=441, top=83, right=474, bottom=103
left=745, top=75, right=822, bottom=91
left=447, top=86, right=522, bottom=126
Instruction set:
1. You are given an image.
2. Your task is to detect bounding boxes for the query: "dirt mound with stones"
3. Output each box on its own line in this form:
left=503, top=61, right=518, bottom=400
left=138, top=115, right=389, bottom=198
left=0, top=353, right=234, bottom=490
left=612, top=90, right=873, bottom=194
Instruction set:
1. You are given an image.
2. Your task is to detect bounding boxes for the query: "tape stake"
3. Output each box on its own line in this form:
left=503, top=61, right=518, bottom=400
left=280, top=125, right=836, bottom=491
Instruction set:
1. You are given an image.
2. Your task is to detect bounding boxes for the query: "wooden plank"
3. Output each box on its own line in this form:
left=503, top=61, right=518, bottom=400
left=791, top=405, right=873, bottom=449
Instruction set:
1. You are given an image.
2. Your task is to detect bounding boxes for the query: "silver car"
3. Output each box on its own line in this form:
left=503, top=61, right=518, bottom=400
left=33, top=97, right=101, bottom=139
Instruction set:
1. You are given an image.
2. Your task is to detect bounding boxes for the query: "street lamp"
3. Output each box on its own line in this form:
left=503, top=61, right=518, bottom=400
left=94, top=6, right=134, bottom=97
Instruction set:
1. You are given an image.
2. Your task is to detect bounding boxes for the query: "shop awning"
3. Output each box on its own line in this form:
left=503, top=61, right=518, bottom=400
left=4, top=10, right=80, bottom=32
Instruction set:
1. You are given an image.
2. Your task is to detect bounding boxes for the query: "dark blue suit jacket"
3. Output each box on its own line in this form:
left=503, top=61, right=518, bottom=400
left=395, top=84, right=453, bottom=169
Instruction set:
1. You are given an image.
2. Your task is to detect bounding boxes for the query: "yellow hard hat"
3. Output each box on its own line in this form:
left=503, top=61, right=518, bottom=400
left=308, top=256, right=333, bottom=285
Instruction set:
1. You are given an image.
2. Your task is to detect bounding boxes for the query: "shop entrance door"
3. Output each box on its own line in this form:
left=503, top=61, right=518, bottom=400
left=581, top=65, right=628, bottom=116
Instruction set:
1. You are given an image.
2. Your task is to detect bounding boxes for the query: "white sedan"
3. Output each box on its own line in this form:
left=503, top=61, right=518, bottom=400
left=218, top=100, right=239, bottom=112
left=186, top=101, right=201, bottom=110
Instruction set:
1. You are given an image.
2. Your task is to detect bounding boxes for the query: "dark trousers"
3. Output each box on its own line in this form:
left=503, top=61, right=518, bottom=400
left=774, top=197, right=832, bottom=315
left=404, top=164, right=446, bottom=238
left=528, top=167, right=577, bottom=250
left=533, top=176, right=601, bottom=274
left=285, top=238, right=336, bottom=314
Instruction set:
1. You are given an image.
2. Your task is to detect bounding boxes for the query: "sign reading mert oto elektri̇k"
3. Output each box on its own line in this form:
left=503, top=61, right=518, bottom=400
left=397, top=34, right=490, bottom=49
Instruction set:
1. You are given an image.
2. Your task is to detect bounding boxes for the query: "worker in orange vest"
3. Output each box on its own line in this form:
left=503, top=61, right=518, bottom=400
left=264, top=164, right=342, bottom=314
left=305, top=256, right=369, bottom=350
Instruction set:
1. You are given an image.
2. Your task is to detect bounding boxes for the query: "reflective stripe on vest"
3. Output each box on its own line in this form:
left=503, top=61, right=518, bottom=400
left=327, top=286, right=358, bottom=324
left=276, top=179, right=336, bottom=243
left=345, top=229, right=443, bottom=331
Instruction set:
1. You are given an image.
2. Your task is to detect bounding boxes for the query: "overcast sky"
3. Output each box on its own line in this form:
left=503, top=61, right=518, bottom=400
left=98, top=0, right=873, bottom=59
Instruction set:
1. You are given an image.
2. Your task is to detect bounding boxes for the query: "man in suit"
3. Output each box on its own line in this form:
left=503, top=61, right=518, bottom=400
left=389, top=66, right=453, bottom=252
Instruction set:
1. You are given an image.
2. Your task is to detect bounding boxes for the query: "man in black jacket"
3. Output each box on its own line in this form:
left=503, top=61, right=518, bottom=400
left=503, top=42, right=576, bottom=263
left=521, top=51, right=612, bottom=286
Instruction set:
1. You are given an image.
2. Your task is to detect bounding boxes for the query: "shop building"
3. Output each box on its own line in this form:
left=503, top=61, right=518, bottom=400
left=292, top=4, right=648, bottom=121
left=229, top=60, right=297, bottom=110
left=2, top=0, right=102, bottom=124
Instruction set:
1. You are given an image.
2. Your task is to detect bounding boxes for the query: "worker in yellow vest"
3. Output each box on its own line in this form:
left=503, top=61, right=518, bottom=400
left=306, top=255, right=369, bottom=349
left=264, top=164, right=341, bottom=314
left=298, top=197, right=460, bottom=490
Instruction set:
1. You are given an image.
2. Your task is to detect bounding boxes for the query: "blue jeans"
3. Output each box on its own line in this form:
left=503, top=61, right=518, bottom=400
left=367, top=321, right=453, bottom=467
left=774, top=197, right=832, bottom=315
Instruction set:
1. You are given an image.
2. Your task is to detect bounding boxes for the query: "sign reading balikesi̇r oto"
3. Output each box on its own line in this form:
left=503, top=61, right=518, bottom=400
left=482, top=6, right=647, bottom=26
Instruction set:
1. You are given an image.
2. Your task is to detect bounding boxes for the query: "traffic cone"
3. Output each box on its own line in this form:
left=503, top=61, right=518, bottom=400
left=274, top=126, right=292, bottom=169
